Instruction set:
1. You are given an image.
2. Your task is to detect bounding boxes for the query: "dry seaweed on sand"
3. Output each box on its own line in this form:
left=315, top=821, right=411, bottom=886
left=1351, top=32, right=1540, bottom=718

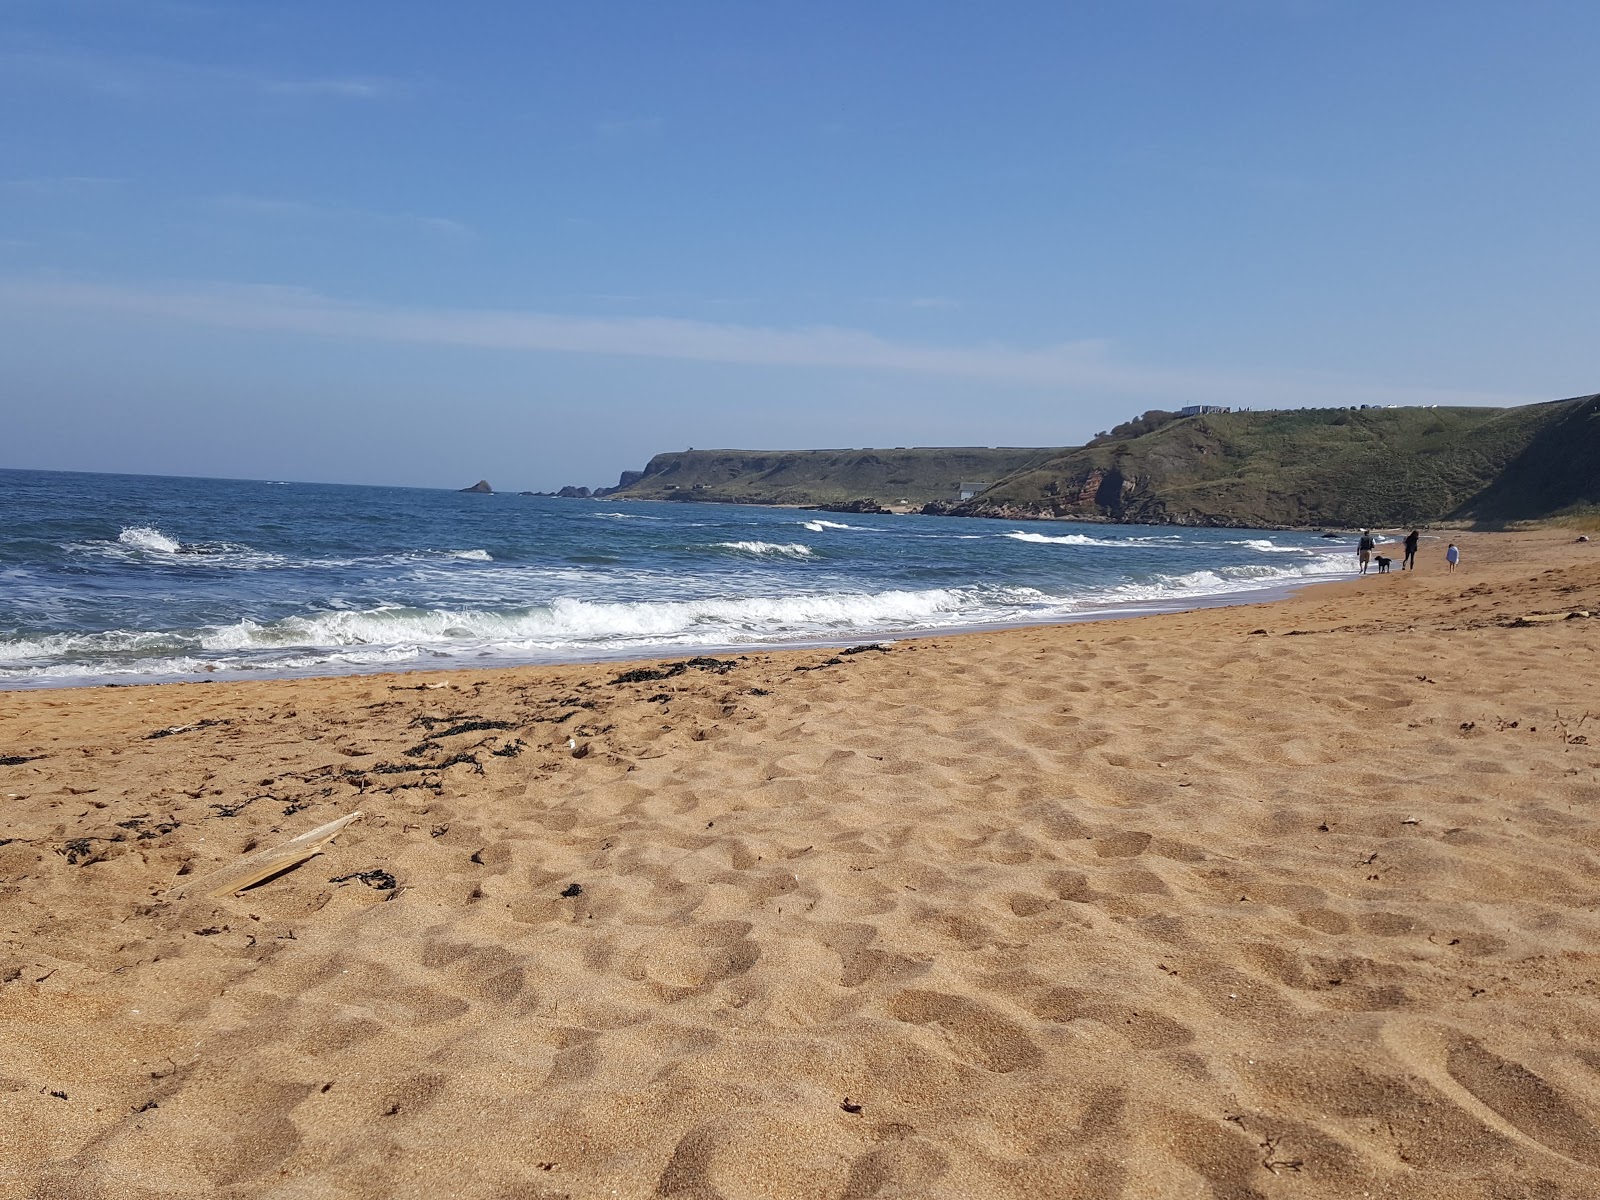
left=611, top=657, right=737, bottom=684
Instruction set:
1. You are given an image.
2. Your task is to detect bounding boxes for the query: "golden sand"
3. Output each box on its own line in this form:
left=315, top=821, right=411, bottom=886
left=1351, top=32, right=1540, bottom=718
left=2, top=529, right=1597, bottom=1198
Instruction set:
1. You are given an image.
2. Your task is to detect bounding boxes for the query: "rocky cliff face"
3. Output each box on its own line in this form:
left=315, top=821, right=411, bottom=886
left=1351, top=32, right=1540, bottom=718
left=604, top=446, right=1058, bottom=508
left=948, top=397, right=1599, bottom=528
left=583, top=395, right=1599, bottom=527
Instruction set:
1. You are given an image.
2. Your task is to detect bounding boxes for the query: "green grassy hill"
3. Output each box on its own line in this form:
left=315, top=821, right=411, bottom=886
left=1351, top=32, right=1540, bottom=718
left=954, top=395, right=1599, bottom=527
left=607, top=446, right=1058, bottom=508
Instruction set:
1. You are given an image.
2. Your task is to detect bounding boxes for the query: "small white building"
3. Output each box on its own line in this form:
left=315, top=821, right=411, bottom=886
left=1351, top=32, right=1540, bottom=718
left=958, top=481, right=989, bottom=501
left=1179, top=405, right=1231, bottom=417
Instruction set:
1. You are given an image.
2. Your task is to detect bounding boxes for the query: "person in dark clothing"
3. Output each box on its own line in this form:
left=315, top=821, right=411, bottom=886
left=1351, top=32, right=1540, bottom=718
left=1403, top=529, right=1420, bottom=570
left=1357, top=531, right=1375, bottom=574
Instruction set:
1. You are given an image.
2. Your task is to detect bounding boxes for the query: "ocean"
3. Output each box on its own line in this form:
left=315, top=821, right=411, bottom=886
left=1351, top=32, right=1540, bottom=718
left=0, top=468, right=1356, bottom=688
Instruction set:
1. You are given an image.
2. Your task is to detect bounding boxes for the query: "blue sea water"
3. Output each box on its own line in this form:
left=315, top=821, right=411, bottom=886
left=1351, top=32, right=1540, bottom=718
left=0, top=468, right=1356, bottom=688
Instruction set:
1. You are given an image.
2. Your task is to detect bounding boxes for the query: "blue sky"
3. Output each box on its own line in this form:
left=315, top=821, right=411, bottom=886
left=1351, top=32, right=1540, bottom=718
left=2, top=1, right=1596, bottom=490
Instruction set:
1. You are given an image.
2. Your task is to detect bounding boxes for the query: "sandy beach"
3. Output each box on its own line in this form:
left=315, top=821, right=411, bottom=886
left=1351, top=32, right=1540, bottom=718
left=2, top=528, right=1597, bottom=1199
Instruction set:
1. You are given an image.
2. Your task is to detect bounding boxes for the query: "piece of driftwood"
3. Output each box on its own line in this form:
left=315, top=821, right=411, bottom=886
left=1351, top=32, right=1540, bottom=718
left=170, top=811, right=363, bottom=899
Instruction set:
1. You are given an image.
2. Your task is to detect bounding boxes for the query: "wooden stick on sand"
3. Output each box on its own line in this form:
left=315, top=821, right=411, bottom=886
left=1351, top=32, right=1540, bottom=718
left=169, top=811, right=364, bottom=900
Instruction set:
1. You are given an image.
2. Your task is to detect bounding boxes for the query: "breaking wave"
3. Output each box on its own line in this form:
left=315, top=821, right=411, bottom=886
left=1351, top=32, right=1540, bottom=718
left=1226, top=538, right=1312, bottom=554
left=2, top=479, right=1356, bottom=687
left=714, top=541, right=815, bottom=557
left=1004, top=530, right=1131, bottom=547
left=0, top=548, right=1351, bottom=683
left=118, top=526, right=181, bottom=553
left=0, top=587, right=979, bottom=680
left=73, top=532, right=495, bottom=571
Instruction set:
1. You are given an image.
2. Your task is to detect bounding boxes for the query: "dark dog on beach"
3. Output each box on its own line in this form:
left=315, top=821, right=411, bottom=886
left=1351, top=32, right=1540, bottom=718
left=1375, top=555, right=1392, bottom=573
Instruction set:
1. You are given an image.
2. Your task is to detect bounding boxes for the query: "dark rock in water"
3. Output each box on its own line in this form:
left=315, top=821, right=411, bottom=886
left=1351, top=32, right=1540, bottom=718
left=555, top=486, right=592, bottom=498
left=818, top=498, right=888, bottom=514
left=459, top=480, right=493, bottom=494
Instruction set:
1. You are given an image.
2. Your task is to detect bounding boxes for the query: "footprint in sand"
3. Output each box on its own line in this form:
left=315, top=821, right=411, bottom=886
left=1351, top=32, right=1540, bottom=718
left=1383, top=1019, right=1600, bottom=1169
left=1446, top=1039, right=1600, bottom=1167
left=1028, top=986, right=1194, bottom=1049
left=886, top=989, right=1042, bottom=1073
left=629, top=920, right=760, bottom=991
left=1092, top=829, right=1153, bottom=858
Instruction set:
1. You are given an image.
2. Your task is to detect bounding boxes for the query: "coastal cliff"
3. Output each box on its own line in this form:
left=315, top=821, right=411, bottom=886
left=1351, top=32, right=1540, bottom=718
left=949, top=395, right=1600, bottom=528
left=592, top=394, right=1598, bottom=528
left=604, top=446, right=1056, bottom=508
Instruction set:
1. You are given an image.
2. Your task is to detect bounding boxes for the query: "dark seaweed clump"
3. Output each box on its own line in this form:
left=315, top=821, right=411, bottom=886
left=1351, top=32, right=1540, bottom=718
left=611, top=657, right=736, bottom=685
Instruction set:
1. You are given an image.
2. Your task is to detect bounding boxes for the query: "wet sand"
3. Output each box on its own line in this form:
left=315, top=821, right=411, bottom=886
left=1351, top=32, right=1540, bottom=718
left=2, top=529, right=1597, bottom=1198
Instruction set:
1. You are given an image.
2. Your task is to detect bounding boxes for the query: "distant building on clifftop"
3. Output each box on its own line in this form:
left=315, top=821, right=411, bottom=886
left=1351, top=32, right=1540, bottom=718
left=1179, top=405, right=1231, bottom=417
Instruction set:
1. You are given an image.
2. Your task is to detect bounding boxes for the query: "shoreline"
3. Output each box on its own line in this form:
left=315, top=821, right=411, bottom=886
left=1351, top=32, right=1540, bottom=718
left=0, top=562, right=1355, bottom=693
left=3, top=527, right=1596, bottom=1197
left=0, top=529, right=1511, bottom=698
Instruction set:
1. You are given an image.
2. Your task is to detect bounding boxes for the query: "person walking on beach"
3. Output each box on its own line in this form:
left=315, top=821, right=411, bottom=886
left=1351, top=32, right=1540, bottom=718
left=1403, top=529, right=1420, bottom=570
left=1446, top=543, right=1460, bottom=573
left=1357, top=530, right=1375, bottom=574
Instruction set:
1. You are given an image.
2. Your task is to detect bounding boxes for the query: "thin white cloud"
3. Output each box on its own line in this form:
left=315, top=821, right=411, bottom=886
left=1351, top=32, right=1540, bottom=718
left=0, top=175, right=122, bottom=194
left=207, top=194, right=319, bottom=218
left=205, top=194, right=472, bottom=239
left=0, top=275, right=1539, bottom=411
left=866, top=295, right=961, bottom=311
left=263, top=77, right=394, bottom=100
left=0, top=39, right=399, bottom=101
left=408, top=215, right=473, bottom=239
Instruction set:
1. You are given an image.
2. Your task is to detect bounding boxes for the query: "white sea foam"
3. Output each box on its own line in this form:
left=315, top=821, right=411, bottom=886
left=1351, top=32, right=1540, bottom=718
left=1226, top=538, right=1310, bottom=553
left=0, top=587, right=980, bottom=680
left=5, top=505, right=1357, bottom=685
left=187, top=591, right=955, bottom=658
left=1103, top=554, right=1348, bottom=603
left=75, top=527, right=293, bottom=569
left=73, top=536, right=497, bottom=572
left=1003, top=530, right=1127, bottom=547
left=118, top=526, right=181, bottom=553
left=0, top=550, right=1357, bottom=684
left=714, top=541, right=815, bottom=557
left=0, top=628, right=186, bottom=661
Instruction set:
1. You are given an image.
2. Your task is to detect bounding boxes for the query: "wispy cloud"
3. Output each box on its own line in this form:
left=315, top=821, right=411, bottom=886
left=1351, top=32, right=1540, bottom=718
left=205, top=194, right=472, bottom=239
left=866, top=295, right=961, bottom=311
left=0, top=175, right=122, bottom=194
left=0, top=38, right=400, bottom=101
left=0, top=276, right=1538, bottom=411
left=262, top=76, right=395, bottom=100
